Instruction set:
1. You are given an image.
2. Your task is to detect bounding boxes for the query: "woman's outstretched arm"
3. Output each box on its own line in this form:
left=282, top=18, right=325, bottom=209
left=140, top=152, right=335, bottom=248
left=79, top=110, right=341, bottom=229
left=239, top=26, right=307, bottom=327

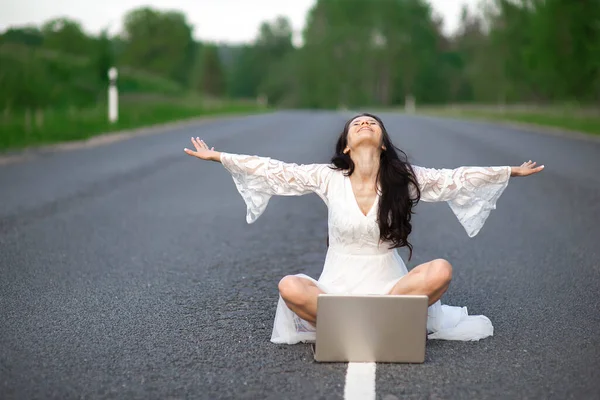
left=411, top=159, right=544, bottom=237
left=183, top=137, right=333, bottom=223
left=414, top=160, right=544, bottom=203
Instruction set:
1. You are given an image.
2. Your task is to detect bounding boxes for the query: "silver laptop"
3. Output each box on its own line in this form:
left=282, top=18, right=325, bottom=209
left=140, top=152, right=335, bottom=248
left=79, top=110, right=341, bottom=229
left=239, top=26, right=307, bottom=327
left=313, top=294, right=429, bottom=363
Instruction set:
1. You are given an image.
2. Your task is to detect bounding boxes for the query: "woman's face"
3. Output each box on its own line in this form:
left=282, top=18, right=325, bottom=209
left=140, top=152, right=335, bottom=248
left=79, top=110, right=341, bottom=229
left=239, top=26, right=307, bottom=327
left=345, top=115, right=383, bottom=151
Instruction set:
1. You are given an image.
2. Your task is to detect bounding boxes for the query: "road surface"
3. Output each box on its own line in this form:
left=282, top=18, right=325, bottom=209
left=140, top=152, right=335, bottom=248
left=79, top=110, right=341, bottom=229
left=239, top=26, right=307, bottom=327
left=1, top=111, right=599, bottom=399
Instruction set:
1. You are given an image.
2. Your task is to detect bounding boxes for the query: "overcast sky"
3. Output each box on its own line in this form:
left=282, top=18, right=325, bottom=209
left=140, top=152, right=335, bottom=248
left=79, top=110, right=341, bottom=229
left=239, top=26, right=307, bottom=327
left=1, top=0, right=480, bottom=43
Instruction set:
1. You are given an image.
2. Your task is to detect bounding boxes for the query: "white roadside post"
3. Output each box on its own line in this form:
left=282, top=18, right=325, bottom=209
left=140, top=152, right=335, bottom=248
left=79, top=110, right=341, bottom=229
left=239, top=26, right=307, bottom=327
left=108, top=67, right=118, bottom=123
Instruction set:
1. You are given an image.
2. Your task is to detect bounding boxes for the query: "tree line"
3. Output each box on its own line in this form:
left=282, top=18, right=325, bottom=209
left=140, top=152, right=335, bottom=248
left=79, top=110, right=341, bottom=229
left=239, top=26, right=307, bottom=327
left=1, top=0, right=598, bottom=111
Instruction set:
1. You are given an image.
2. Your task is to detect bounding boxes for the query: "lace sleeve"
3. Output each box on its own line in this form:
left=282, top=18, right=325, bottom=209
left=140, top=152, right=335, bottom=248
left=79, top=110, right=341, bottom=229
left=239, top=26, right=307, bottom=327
left=220, top=152, right=333, bottom=223
left=412, top=165, right=511, bottom=237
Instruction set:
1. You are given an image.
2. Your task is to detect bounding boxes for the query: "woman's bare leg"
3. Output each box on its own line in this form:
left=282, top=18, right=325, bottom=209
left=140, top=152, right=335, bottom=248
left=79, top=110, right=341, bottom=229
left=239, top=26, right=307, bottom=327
left=387, top=258, right=453, bottom=306
left=278, top=276, right=325, bottom=324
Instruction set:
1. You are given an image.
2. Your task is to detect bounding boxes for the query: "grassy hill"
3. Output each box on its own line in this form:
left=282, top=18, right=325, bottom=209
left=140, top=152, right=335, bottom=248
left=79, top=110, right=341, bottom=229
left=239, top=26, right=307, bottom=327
left=0, top=44, right=264, bottom=151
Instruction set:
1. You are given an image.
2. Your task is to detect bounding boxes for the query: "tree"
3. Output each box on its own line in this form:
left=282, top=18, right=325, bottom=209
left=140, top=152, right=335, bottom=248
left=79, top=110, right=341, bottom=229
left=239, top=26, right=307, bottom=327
left=294, top=0, right=443, bottom=108
left=254, top=17, right=295, bottom=105
left=120, top=7, right=195, bottom=85
left=0, top=26, right=44, bottom=47
left=227, top=45, right=262, bottom=99
left=41, top=18, right=91, bottom=56
left=256, top=17, right=294, bottom=60
left=200, top=44, right=225, bottom=97
left=94, top=29, right=114, bottom=84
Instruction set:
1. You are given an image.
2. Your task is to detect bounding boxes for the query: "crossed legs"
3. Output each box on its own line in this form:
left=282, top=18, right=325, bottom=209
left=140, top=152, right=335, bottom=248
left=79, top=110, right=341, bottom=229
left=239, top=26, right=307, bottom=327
left=278, top=258, right=453, bottom=325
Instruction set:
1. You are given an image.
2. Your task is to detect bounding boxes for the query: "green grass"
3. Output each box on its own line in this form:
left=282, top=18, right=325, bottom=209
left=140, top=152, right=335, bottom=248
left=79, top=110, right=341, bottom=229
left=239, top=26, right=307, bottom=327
left=0, top=96, right=268, bottom=151
left=416, top=107, right=600, bottom=136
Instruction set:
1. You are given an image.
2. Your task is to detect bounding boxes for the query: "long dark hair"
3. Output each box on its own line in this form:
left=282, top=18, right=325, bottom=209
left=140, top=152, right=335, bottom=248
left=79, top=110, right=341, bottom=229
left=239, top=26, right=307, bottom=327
left=331, top=113, right=421, bottom=260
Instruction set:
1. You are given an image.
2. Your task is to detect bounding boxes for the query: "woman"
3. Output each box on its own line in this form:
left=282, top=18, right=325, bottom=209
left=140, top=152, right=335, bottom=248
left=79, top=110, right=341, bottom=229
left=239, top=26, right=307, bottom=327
left=184, top=113, right=544, bottom=344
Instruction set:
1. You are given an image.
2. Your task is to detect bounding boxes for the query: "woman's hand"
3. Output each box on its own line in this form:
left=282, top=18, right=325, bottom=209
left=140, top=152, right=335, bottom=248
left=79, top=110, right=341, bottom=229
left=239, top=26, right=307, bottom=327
left=184, top=137, right=221, bottom=162
left=511, top=160, right=544, bottom=177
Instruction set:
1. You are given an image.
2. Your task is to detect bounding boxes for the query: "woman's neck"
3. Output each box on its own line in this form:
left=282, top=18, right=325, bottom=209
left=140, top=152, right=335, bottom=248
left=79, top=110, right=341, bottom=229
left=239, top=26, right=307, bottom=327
left=349, top=147, right=380, bottom=189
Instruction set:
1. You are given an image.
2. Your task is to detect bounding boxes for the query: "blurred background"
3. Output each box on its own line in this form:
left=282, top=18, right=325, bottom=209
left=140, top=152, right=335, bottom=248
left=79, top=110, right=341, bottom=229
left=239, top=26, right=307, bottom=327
left=1, top=0, right=599, bottom=150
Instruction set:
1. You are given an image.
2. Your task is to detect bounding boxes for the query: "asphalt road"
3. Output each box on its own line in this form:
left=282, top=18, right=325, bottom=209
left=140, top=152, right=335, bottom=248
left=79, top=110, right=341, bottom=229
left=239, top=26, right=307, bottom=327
left=1, top=111, right=599, bottom=399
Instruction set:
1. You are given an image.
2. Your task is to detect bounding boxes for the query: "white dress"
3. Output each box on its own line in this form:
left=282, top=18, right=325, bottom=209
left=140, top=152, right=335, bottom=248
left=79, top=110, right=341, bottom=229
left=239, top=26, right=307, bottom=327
left=220, top=152, right=511, bottom=344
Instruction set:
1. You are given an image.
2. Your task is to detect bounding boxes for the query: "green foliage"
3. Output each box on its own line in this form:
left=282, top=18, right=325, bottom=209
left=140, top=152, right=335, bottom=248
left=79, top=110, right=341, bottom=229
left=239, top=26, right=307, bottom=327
left=41, top=18, right=92, bottom=56
left=0, top=43, right=184, bottom=110
left=246, top=0, right=600, bottom=108
left=120, top=8, right=196, bottom=86
left=118, top=68, right=184, bottom=95
left=0, top=44, right=101, bottom=109
left=224, top=16, right=295, bottom=104
left=200, top=45, right=226, bottom=97
left=226, top=45, right=263, bottom=99
left=255, top=17, right=295, bottom=105
left=294, top=0, right=442, bottom=108
left=0, top=6, right=263, bottom=151
left=0, top=26, right=43, bottom=46
left=95, top=30, right=114, bottom=84
left=1, top=0, right=598, bottom=149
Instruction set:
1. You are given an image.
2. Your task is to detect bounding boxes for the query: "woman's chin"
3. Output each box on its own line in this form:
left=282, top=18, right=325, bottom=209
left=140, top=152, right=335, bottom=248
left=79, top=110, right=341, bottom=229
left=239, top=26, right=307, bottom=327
left=350, top=141, right=381, bottom=151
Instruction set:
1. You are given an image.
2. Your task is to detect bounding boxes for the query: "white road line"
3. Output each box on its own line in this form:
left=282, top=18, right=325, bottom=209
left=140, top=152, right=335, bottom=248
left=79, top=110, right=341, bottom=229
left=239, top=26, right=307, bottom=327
left=344, top=362, right=376, bottom=400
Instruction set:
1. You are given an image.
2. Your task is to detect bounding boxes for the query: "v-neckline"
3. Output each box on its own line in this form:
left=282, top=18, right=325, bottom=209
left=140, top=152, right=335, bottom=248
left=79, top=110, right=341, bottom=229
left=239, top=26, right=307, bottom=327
left=346, top=176, right=379, bottom=217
